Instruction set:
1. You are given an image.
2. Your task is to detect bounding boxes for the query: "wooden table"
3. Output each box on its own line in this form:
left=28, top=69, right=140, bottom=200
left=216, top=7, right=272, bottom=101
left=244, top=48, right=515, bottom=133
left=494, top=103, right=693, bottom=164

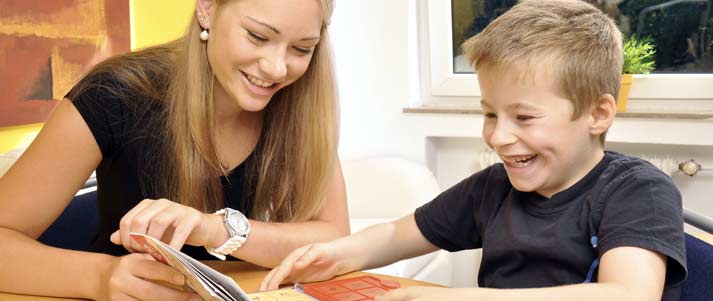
left=692, top=232, right=713, bottom=245
left=0, top=261, right=441, bottom=300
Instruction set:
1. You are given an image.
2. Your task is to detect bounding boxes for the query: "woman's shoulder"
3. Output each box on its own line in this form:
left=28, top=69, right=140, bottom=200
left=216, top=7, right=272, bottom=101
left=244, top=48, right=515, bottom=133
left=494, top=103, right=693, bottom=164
left=66, top=45, right=177, bottom=106
left=64, top=46, right=178, bottom=149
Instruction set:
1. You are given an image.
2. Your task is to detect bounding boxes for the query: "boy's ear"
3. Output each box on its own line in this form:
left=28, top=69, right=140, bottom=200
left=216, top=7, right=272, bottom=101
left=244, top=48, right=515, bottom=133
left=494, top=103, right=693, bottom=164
left=589, top=94, right=616, bottom=136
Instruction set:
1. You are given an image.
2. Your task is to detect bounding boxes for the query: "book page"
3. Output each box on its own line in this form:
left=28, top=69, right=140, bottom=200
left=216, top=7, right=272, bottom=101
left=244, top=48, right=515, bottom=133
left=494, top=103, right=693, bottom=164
left=247, top=288, right=317, bottom=301
left=130, top=232, right=251, bottom=301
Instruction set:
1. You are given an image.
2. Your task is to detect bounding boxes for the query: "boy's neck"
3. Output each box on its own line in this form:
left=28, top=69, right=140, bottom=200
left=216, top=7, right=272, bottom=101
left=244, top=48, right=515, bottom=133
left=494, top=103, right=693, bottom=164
left=538, top=148, right=605, bottom=198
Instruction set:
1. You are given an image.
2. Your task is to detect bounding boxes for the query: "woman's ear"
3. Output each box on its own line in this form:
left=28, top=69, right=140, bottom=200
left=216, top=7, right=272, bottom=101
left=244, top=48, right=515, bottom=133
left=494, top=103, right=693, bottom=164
left=589, top=94, right=616, bottom=136
left=196, top=0, right=217, bottom=29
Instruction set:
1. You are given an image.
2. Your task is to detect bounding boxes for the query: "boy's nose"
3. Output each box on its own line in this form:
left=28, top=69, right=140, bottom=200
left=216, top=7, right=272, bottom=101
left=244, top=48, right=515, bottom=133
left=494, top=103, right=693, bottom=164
left=488, top=123, right=518, bottom=148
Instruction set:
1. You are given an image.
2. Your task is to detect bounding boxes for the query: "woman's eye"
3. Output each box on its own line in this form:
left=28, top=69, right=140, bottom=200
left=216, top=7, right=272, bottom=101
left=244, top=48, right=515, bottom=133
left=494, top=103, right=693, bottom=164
left=248, top=31, right=268, bottom=42
left=516, top=115, right=534, bottom=121
left=484, top=112, right=497, bottom=119
left=293, top=46, right=313, bottom=54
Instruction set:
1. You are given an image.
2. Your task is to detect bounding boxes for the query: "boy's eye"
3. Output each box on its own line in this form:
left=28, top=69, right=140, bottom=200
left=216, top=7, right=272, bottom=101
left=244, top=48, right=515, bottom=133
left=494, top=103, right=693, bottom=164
left=516, top=115, right=534, bottom=121
left=248, top=31, right=268, bottom=42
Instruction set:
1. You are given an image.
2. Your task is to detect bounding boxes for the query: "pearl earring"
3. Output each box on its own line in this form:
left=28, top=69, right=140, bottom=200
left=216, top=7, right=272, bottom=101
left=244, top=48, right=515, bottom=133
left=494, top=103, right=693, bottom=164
left=200, top=29, right=209, bottom=41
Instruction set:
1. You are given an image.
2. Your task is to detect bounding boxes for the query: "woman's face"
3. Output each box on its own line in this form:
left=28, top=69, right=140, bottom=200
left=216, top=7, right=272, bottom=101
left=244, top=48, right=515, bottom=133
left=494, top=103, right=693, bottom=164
left=199, top=0, right=322, bottom=112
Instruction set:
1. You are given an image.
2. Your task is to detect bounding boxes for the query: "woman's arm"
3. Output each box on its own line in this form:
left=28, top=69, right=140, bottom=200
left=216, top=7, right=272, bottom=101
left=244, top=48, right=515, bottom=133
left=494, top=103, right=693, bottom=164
left=0, top=100, right=196, bottom=300
left=110, top=159, right=352, bottom=267
left=109, top=157, right=352, bottom=268
left=0, top=100, right=109, bottom=298
left=217, top=161, right=352, bottom=268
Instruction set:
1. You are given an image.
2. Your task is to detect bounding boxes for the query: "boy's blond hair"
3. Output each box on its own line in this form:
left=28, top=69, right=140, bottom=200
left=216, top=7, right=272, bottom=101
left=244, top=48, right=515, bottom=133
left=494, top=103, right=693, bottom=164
left=462, top=0, right=622, bottom=124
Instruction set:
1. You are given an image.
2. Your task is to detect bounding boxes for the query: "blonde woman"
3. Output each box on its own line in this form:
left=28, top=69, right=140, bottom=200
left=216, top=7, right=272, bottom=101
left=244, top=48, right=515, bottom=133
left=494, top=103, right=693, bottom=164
left=0, top=0, right=348, bottom=300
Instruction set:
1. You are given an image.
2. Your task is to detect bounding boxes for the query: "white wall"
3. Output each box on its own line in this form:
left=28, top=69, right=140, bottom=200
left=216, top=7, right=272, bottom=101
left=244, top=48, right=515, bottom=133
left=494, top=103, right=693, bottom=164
left=331, top=1, right=484, bottom=287
left=331, top=0, right=422, bottom=161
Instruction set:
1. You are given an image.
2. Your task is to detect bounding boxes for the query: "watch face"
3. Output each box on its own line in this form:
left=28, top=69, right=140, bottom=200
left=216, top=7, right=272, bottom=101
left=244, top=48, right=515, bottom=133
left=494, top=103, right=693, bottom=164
left=226, top=209, right=250, bottom=235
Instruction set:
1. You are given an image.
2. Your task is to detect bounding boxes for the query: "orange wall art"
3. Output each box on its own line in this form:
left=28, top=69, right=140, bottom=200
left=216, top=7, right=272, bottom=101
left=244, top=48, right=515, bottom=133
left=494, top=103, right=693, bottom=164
left=0, top=0, right=130, bottom=127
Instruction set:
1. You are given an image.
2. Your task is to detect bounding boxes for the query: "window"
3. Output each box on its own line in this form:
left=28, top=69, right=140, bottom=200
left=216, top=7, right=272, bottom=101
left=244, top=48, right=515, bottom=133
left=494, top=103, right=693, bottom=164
left=425, top=0, right=713, bottom=101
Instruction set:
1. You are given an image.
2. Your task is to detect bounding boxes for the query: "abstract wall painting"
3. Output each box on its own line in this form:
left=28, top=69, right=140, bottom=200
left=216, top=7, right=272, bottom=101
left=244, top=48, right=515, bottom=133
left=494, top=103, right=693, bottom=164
left=0, top=0, right=130, bottom=127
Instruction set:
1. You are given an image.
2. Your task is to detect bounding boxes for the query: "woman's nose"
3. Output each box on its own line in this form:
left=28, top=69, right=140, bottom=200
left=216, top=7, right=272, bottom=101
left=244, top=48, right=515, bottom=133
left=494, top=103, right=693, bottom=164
left=259, top=50, right=287, bottom=81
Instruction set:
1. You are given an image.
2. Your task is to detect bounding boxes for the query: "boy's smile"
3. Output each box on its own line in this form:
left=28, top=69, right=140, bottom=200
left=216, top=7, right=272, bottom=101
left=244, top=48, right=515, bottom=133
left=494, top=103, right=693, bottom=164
left=503, top=154, right=538, bottom=168
left=478, top=66, right=605, bottom=198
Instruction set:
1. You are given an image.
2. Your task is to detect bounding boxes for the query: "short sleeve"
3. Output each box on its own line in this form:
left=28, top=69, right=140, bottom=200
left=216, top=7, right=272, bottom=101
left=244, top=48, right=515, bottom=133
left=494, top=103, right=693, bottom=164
left=414, top=165, right=502, bottom=252
left=65, top=71, right=132, bottom=158
left=596, top=166, right=687, bottom=286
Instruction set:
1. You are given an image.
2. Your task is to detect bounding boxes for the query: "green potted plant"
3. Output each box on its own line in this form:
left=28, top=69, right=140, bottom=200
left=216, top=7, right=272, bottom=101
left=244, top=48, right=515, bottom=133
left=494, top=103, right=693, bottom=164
left=619, top=36, right=656, bottom=112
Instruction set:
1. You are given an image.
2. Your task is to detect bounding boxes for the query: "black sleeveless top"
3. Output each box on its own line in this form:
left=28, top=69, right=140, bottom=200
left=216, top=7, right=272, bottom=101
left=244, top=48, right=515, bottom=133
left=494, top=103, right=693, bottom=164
left=66, top=69, right=255, bottom=260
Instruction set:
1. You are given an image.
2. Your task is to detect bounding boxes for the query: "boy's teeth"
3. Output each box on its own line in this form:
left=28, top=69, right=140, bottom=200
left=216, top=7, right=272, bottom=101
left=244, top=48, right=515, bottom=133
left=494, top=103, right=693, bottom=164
left=246, top=74, right=274, bottom=88
left=509, top=155, right=536, bottom=167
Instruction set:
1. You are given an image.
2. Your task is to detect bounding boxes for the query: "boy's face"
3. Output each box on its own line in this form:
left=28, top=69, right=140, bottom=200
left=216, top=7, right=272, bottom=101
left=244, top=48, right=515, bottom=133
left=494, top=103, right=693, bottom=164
left=478, top=67, right=604, bottom=198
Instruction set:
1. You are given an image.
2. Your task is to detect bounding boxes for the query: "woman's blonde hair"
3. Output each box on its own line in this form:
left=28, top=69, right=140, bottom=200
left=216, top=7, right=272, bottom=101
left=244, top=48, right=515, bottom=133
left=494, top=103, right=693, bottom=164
left=162, top=0, right=338, bottom=221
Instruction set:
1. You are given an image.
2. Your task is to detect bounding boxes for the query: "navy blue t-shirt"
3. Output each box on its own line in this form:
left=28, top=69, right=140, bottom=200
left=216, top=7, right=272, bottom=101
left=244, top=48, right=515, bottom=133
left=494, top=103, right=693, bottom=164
left=415, top=151, right=686, bottom=300
left=66, top=69, right=255, bottom=260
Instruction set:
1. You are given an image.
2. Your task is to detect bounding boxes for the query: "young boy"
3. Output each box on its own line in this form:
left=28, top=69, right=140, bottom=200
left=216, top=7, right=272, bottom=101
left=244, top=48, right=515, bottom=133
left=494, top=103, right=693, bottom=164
left=260, top=0, right=686, bottom=300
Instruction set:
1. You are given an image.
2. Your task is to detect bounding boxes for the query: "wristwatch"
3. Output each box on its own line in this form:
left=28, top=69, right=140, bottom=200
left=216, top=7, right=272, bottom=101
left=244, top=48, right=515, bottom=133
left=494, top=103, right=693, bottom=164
left=205, top=208, right=250, bottom=260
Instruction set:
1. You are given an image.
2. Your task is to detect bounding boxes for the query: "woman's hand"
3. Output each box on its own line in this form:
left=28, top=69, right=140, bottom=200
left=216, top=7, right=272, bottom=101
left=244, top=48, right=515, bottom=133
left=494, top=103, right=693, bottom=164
left=110, top=198, right=219, bottom=252
left=259, top=242, right=346, bottom=291
left=98, top=253, right=201, bottom=301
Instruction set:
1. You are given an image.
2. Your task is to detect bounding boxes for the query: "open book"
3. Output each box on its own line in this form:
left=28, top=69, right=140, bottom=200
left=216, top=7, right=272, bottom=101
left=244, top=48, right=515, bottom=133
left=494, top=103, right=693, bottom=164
left=130, top=233, right=254, bottom=301
left=130, top=233, right=400, bottom=301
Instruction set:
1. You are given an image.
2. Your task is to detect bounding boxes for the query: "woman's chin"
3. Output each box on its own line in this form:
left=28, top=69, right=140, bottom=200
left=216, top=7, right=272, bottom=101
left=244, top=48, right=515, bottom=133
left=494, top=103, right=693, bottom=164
left=237, top=97, right=271, bottom=112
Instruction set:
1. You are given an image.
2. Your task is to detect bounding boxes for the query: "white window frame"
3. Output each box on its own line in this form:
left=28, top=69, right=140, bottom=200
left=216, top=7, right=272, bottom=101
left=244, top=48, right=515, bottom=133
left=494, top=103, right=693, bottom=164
left=424, top=0, right=713, bottom=101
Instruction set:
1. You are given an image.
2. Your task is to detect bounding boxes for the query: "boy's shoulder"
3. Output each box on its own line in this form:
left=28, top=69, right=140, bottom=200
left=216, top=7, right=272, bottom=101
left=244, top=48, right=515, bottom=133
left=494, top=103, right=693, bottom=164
left=600, top=151, right=671, bottom=180
left=594, top=151, right=678, bottom=197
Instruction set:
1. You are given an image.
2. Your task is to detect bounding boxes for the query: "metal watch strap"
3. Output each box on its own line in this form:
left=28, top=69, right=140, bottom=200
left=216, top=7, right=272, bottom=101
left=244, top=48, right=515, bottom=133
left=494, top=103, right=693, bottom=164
left=205, top=208, right=249, bottom=260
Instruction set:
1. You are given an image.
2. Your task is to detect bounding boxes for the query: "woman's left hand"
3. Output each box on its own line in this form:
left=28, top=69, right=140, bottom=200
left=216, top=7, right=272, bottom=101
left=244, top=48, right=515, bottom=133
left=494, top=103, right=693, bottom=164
left=110, top=198, right=219, bottom=253
left=374, top=287, right=466, bottom=301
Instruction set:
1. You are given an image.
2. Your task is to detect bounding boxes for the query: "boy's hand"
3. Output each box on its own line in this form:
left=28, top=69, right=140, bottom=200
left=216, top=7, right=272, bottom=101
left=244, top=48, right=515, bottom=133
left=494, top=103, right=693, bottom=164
left=259, top=242, right=343, bottom=291
left=374, top=287, right=464, bottom=301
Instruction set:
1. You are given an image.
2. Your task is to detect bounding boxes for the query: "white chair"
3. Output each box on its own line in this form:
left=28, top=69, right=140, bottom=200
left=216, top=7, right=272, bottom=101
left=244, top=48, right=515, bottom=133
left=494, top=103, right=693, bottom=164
left=0, top=147, right=26, bottom=177
left=342, top=157, right=479, bottom=287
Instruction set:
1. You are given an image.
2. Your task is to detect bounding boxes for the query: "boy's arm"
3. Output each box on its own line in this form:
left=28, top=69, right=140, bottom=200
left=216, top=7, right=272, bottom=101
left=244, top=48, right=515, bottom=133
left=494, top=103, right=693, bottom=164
left=483, top=246, right=665, bottom=300
left=597, top=246, right=667, bottom=298
left=377, top=246, right=666, bottom=301
left=260, top=214, right=439, bottom=291
left=359, top=214, right=441, bottom=270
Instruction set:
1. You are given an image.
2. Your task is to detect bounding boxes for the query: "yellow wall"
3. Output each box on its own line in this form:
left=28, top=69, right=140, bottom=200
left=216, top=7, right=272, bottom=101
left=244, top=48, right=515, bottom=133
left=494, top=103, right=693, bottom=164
left=0, top=124, right=42, bottom=154
left=0, top=1, right=194, bottom=154
left=130, top=0, right=195, bottom=50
